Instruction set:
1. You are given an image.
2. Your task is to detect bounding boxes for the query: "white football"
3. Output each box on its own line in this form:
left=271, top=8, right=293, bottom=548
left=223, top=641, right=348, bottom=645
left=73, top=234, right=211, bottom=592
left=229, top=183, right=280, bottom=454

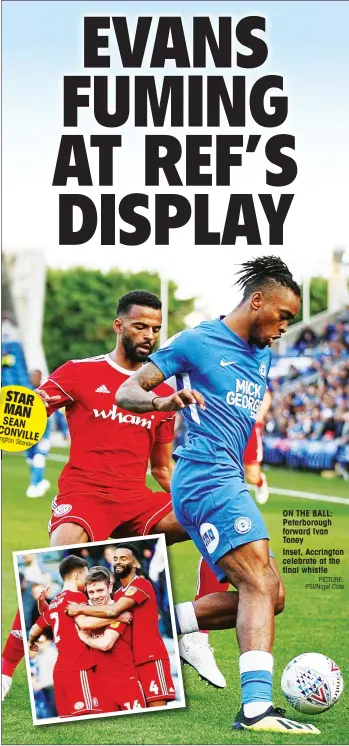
left=281, top=653, right=343, bottom=714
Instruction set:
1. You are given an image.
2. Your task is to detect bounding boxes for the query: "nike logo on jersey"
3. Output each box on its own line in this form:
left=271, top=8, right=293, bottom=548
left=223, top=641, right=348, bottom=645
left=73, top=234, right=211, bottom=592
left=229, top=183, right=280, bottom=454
left=95, top=385, right=110, bottom=393
left=220, top=360, right=237, bottom=367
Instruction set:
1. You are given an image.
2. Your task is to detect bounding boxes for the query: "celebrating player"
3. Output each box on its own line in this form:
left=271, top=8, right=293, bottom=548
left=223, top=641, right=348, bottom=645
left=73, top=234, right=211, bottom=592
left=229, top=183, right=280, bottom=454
left=114, top=257, right=320, bottom=734
left=66, top=543, right=177, bottom=708
left=2, top=290, right=226, bottom=701
left=75, top=566, right=146, bottom=712
left=244, top=389, right=272, bottom=505
left=28, top=555, right=104, bottom=718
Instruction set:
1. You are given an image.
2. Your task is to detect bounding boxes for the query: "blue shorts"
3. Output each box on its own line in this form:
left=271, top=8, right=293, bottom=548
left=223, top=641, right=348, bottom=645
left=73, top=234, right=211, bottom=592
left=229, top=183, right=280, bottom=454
left=171, top=458, right=270, bottom=582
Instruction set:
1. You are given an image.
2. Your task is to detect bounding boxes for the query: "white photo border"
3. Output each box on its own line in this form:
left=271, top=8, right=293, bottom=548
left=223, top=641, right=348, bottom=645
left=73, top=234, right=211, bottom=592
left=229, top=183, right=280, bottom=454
left=13, top=533, right=186, bottom=726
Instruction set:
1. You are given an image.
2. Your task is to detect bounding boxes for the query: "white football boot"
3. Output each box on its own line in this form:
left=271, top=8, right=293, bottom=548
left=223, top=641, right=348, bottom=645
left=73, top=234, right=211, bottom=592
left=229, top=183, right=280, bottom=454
left=255, top=473, right=269, bottom=505
left=26, top=479, right=51, bottom=498
left=2, top=674, right=12, bottom=701
left=179, top=632, right=226, bottom=688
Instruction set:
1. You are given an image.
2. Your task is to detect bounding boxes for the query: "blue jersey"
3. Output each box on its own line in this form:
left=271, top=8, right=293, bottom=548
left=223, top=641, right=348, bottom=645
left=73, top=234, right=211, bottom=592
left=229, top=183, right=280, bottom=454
left=149, top=318, right=271, bottom=476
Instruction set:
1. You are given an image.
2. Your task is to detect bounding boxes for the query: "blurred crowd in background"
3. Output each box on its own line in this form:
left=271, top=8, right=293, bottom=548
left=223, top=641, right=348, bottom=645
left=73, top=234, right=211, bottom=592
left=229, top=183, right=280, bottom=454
left=18, top=540, right=176, bottom=719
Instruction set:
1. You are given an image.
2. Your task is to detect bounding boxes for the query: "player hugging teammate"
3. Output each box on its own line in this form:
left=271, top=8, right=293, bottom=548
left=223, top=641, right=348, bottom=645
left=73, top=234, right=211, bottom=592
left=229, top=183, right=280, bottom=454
left=28, top=549, right=176, bottom=717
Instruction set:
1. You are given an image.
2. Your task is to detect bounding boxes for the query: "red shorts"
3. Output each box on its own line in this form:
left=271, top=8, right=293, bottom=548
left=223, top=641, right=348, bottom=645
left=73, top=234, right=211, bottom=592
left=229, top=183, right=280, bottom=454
left=244, top=423, right=263, bottom=465
left=48, top=488, right=172, bottom=542
left=53, top=668, right=102, bottom=717
left=96, top=670, right=146, bottom=712
left=137, top=659, right=176, bottom=703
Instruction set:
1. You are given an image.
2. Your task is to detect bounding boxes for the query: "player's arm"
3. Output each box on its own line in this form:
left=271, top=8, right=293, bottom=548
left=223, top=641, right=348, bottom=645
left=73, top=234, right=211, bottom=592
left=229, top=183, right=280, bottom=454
left=256, top=389, right=272, bottom=424
left=150, top=441, right=174, bottom=493
left=29, top=618, right=48, bottom=651
left=37, top=585, right=50, bottom=615
left=66, top=597, right=136, bottom=619
left=74, top=614, right=115, bottom=631
left=37, top=361, right=77, bottom=415
left=116, top=362, right=205, bottom=414
left=77, top=627, right=121, bottom=651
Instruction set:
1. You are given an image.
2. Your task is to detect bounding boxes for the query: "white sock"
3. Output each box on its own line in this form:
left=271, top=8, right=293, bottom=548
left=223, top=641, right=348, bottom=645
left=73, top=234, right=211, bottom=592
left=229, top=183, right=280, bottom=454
left=240, top=650, right=273, bottom=719
left=175, top=602, right=199, bottom=634
left=189, top=631, right=209, bottom=644
left=239, top=650, right=274, bottom=675
left=244, top=701, right=273, bottom=718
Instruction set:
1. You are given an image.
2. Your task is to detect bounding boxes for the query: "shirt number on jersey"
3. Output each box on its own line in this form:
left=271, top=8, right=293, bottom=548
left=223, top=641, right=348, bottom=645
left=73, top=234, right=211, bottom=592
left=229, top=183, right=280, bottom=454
left=50, top=612, right=61, bottom=644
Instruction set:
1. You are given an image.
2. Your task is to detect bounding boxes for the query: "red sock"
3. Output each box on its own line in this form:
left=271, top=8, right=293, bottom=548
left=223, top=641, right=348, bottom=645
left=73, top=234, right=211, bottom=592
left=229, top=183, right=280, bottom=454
left=195, top=558, right=229, bottom=635
left=2, top=610, right=25, bottom=676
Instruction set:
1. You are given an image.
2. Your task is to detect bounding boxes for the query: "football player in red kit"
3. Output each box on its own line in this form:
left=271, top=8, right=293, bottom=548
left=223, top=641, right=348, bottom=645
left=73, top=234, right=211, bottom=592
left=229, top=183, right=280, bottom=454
left=75, top=566, right=146, bottom=712
left=67, top=544, right=176, bottom=707
left=2, top=291, right=226, bottom=699
left=28, top=556, right=104, bottom=718
left=244, top=390, right=272, bottom=505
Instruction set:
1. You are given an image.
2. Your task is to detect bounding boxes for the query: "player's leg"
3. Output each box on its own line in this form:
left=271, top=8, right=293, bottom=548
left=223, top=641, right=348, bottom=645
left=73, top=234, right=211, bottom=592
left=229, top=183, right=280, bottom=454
left=137, top=660, right=176, bottom=708
left=53, top=668, right=102, bottom=717
left=244, top=425, right=269, bottom=505
left=50, top=522, right=89, bottom=546
left=1, top=611, right=24, bottom=700
left=26, top=424, right=51, bottom=498
left=127, top=490, right=228, bottom=687
left=179, top=558, right=229, bottom=688
left=48, top=492, right=115, bottom=545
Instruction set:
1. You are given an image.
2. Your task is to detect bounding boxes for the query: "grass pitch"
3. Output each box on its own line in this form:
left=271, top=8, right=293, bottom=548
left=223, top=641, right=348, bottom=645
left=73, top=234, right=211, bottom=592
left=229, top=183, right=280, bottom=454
left=2, top=452, right=349, bottom=745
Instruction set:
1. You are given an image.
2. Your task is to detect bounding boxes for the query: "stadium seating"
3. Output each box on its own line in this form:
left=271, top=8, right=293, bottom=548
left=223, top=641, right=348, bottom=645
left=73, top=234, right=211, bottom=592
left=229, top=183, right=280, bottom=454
left=265, top=313, right=349, bottom=475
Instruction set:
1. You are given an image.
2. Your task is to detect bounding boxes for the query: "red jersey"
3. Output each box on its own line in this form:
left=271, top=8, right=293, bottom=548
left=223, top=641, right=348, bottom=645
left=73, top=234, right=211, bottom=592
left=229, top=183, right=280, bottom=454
left=92, top=618, right=135, bottom=674
left=40, top=355, right=175, bottom=493
left=113, top=576, right=168, bottom=666
left=36, top=590, right=95, bottom=671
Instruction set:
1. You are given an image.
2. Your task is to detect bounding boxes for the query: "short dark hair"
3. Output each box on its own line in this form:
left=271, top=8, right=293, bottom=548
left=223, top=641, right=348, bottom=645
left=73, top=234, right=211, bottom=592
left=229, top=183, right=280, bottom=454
left=235, top=256, right=301, bottom=300
left=86, top=566, right=111, bottom=586
left=58, top=555, right=89, bottom=580
left=114, top=543, right=140, bottom=561
left=116, top=290, right=161, bottom=317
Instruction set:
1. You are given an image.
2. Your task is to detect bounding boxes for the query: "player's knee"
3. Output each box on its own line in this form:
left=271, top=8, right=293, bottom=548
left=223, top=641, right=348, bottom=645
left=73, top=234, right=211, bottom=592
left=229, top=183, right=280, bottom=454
left=153, top=512, right=189, bottom=545
left=275, top=581, right=286, bottom=615
left=50, top=522, right=89, bottom=546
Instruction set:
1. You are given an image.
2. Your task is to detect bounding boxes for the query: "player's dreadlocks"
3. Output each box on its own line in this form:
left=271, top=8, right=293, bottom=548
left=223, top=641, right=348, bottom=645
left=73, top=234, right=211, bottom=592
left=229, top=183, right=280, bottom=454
left=235, top=256, right=301, bottom=300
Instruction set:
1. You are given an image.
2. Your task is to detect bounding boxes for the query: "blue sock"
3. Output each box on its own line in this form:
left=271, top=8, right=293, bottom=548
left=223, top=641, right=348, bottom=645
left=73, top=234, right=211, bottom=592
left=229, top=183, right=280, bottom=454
left=241, top=670, right=273, bottom=706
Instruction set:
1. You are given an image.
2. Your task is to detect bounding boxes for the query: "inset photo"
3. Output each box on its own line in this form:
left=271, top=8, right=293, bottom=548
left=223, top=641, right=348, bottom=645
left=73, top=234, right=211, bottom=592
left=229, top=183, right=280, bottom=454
left=13, top=535, right=185, bottom=725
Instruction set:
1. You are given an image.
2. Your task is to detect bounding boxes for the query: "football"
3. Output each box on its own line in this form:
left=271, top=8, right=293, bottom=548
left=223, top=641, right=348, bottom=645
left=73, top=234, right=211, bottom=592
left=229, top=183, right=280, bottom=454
left=281, top=653, right=343, bottom=714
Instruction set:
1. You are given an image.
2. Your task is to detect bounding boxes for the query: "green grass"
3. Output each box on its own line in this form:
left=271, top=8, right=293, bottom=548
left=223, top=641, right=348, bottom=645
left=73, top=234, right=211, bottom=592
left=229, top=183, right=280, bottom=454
left=2, top=453, right=349, bottom=745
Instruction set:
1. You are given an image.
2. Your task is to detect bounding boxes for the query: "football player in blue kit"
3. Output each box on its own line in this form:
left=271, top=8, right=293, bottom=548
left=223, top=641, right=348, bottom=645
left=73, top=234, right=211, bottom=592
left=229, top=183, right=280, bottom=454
left=116, top=257, right=320, bottom=735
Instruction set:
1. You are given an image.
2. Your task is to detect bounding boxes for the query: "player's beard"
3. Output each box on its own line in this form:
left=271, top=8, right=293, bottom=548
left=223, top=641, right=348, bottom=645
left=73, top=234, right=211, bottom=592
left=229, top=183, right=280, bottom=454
left=122, top=332, right=154, bottom=363
left=114, top=562, right=134, bottom=578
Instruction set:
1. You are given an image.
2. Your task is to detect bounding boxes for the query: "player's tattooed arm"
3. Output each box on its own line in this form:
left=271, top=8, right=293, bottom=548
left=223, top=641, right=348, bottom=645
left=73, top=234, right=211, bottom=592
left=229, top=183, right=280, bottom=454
left=116, top=362, right=206, bottom=414
left=115, top=363, right=165, bottom=412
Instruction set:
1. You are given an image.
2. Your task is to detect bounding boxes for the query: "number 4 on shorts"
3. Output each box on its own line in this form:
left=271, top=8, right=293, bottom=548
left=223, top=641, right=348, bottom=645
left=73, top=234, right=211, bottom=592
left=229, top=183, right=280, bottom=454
left=150, top=680, right=159, bottom=695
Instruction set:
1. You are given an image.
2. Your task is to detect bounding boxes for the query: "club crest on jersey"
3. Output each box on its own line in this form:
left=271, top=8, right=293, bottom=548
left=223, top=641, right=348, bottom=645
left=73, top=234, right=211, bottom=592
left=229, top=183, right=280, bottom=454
left=74, top=701, right=84, bottom=711
left=259, top=362, right=267, bottom=378
left=234, top=517, right=252, bottom=534
left=125, top=586, right=137, bottom=597
left=92, top=697, right=99, bottom=707
left=110, top=620, right=121, bottom=629
left=199, top=522, right=219, bottom=554
left=53, top=503, right=72, bottom=517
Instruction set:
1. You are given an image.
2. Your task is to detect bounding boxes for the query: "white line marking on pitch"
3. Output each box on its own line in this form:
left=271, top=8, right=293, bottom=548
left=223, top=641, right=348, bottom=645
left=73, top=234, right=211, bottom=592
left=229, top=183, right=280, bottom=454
left=250, top=485, right=349, bottom=506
